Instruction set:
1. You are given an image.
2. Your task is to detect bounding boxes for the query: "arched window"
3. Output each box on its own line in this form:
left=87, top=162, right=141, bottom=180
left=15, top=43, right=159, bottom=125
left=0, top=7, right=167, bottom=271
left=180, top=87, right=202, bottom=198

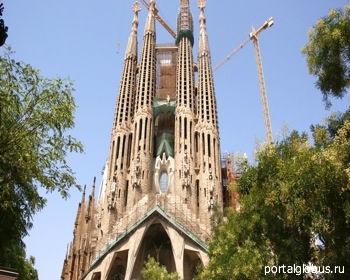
left=159, top=171, right=168, bottom=193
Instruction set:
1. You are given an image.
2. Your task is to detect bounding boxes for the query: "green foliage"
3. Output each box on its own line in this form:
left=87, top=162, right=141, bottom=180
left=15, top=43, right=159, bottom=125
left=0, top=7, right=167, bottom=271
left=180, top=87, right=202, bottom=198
left=0, top=239, right=38, bottom=280
left=200, top=117, right=350, bottom=279
left=325, top=109, right=350, bottom=138
left=302, top=5, right=350, bottom=107
left=141, top=256, right=179, bottom=280
left=210, top=202, right=224, bottom=238
left=0, top=49, right=83, bottom=276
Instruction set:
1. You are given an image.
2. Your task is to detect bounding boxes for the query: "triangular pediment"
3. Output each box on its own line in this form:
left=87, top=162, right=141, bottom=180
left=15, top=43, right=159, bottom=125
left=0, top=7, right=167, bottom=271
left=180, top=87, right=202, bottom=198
left=89, top=206, right=208, bottom=271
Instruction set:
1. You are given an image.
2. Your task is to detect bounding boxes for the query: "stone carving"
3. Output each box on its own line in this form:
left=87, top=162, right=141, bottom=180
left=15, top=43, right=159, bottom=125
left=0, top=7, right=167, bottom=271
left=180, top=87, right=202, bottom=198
left=182, top=150, right=190, bottom=188
left=108, top=176, right=118, bottom=210
left=133, top=153, right=141, bottom=188
left=154, top=153, right=175, bottom=193
left=208, top=171, right=215, bottom=211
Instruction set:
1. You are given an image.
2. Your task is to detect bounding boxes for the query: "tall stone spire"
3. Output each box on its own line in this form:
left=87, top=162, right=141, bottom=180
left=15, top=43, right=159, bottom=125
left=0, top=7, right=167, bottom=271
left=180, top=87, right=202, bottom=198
left=144, top=0, right=156, bottom=34
left=197, top=0, right=217, bottom=127
left=125, top=1, right=140, bottom=58
left=176, top=0, right=194, bottom=45
left=196, top=0, right=222, bottom=215
left=61, top=179, right=97, bottom=280
left=198, top=0, right=210, bottom=54
left=178, top=0, right=193, bottom=31
left=131, top=0, right=157, bottom=196
left=103, top=2, right=141, bottom=234
left=174, top=0, right=196, bottom=212
left=113, top=2, right=140, bottom=130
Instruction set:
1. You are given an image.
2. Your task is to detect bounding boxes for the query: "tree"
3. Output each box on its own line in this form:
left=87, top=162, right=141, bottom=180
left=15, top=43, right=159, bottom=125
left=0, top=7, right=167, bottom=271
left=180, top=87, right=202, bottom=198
left=0, top=49, right=83, bottom=278
left=302, top=5, right=350, bottom=107
left=200, top=118, right=350, bottom=279
left=141, top=256, right=179, bottom=280
left=2, top=240, right=38, bottom=280
left=0, top=3, right=8, bottom=46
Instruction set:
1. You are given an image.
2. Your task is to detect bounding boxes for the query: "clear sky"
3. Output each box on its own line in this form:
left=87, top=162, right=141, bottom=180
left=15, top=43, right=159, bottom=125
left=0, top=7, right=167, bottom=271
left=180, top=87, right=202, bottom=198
left=2, top=0, right=349, bottom=279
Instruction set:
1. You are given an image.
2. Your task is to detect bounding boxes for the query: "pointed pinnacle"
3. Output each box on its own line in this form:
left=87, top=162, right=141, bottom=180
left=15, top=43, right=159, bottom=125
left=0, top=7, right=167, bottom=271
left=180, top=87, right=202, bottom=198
left=198, top=0, right=206, bottom=9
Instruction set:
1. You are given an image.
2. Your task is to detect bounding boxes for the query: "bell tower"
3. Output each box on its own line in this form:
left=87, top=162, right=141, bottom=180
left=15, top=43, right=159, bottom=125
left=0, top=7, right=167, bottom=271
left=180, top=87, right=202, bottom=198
left=61, top=1, right=224, bottom=279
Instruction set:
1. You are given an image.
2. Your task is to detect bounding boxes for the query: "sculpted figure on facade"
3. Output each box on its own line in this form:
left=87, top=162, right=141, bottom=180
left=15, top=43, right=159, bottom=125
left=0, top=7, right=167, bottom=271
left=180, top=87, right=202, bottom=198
left=133, top=153, right=141, bottom=188
left=182, top=150, right=190, bottom=188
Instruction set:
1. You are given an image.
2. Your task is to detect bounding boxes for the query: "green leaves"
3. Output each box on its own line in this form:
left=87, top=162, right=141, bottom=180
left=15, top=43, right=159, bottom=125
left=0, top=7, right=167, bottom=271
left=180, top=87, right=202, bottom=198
left=0, top=50, right=83, bottom=275
left=201, top=117, right=350, bottom=279
left=302, top=5, right=350, bottom=107
left=141, top=256, right=179, bottom=280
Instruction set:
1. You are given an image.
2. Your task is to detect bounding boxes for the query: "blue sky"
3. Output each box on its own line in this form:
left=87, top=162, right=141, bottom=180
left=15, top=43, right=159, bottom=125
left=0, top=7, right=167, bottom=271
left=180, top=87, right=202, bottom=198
left=2, top=0, right=349, bottom=279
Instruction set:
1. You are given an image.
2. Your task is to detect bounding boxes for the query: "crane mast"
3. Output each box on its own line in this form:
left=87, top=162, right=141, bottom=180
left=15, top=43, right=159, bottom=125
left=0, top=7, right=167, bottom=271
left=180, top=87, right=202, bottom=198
left=214, top=17, right=274, bottom=144
left=251, top=29, right=274, bottom=144
left=250, top=18, right=274, bottom=144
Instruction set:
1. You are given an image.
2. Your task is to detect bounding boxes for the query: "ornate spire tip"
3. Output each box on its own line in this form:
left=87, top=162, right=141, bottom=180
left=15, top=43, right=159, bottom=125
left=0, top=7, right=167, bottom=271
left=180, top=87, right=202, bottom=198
left=133, top=1, right=141, bottom=13
left=198, top=0, right=206, bottom=9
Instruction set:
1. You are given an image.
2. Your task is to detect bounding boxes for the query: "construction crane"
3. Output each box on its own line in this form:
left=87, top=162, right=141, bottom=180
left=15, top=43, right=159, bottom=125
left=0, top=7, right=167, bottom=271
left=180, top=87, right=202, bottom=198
left=213, top=17, right=274, bottom=144
left=250, top=17, right=274, bottom=144
left=140, top=0, right=177, bottom=39
left=213, top=38, right=250, bottom=72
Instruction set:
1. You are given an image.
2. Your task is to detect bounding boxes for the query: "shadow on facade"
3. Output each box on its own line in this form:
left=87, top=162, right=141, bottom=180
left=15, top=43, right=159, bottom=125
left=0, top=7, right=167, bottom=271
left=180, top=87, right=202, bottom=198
left=106, top=250, right=128, bottom=280
left=131, top=223, right=175, bottom=279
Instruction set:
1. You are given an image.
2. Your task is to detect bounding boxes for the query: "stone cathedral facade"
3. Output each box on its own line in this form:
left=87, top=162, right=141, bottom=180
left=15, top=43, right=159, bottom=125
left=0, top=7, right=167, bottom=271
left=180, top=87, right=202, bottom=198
left=61, top=0, right=231, bottom=279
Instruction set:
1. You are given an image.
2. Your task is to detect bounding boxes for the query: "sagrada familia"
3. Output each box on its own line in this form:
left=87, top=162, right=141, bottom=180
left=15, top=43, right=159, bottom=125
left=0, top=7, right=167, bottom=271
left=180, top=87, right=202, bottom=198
left=61, top=0, right=236, bottom=279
